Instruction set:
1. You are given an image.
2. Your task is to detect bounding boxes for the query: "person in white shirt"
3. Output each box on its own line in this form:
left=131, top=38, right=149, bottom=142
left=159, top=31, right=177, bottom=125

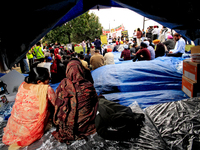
left=152, top=26, right=158, bottom=40
left=104, top=48, right=115, bottom=65
left=37, top=56, right=52, bottom=74
left=167, top=33, right=186, bottom=57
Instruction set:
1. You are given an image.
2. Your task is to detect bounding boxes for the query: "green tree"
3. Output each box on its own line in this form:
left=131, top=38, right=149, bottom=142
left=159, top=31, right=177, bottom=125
left=43, top=11, right=102, bottom=44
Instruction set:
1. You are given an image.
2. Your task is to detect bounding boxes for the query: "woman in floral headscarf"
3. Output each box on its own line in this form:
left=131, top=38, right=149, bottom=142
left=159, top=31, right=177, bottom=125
left=52, top=58, right=98, bottom=144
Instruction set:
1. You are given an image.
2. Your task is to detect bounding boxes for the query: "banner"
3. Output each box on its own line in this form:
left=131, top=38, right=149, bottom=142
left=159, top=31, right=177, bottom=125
left=100, top=35, right=107, bottom=45
left=102, top=24, right=124, bottom=35
left=121, top=30, right=128, bottom=38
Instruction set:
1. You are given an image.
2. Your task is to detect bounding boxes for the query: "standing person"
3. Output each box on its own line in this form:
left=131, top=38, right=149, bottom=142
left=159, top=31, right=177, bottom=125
left=146, top=26, right=153, bottom=40
left=26, top=48, right=34, bottom=70
left=132, top=42, right=151, bottom=61
left=94, top=37, right=102, bottom=54
left=20, top=55, right=30, bottom=74
left=120, top=45, right=131, bottom=60
left=133, top=30, right=137, bottom=42
left=81, top=40, right=86, bottom=54
left=142, top=29, right=146, bottom=41
left=159, top=26, right=168, bottom=42
left=3, top=67, right=56, bottom=149
left=34, top=42, right=45, bottom=62
left=152, top=26, right=158, bottom=40
left=153, top=39, right=166, bottom=58
left=90, top=50, right=104, bottom=70
left=86, top=40, right=91, bottom=52
left=104, top=48, right=115, bottom=65
left=52, top=58, right=98, bottom=144
left=136, top=28, right=142, bottom=46
left=167, top=33, right=186, bottom=57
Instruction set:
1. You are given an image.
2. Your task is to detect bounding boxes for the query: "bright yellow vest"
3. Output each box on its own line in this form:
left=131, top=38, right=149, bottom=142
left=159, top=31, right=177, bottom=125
left=26, top=49, right=33, bottom=59
left=34, top=46, right=45, bottom=59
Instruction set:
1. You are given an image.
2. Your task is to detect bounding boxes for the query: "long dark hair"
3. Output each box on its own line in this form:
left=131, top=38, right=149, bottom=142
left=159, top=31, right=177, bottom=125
left=137, top=28, right=141, bottom=32
left=25, top=67, right=50, bottom=84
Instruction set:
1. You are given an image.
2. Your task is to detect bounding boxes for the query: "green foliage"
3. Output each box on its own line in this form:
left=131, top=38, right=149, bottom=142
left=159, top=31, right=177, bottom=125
left=43, top=12, right=103, bottom=44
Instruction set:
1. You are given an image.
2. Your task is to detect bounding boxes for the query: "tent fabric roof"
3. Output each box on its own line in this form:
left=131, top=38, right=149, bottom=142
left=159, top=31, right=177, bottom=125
left=1, top=0, right=200, bottom=69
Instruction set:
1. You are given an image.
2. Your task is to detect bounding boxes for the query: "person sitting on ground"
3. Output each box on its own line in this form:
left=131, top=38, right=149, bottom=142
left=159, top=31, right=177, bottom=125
left=52, top=58, right=98, bottom=145
left=117, top=41, right=125, bottom=52
left=50, top=48, right=65, bottom=83
left=63, top=55, right=71, bottom=72
left=79, top=54, right=89, bottom=69
left=84, top=50, right=91, bottom=68
left=90, top=49, right=104, bottom=70
left=3, top=67, right=56, bottom=149
left=162, top=35, right=175, bottom=51
left=113, top=41, right=120, bottom=52
left=130, top=44, right=136, bottom=59
left=37, top=56, right=52, bottom=74
left=143, top=41, right=155, bottom=60
left=120, top=45, right=131, bottom=60
left=104, top=48, right=115, bottom=65
left=132, top=42, right=151, bottom=62
left=166, top=33, right=186, bottom=57
left=153, top=39, right=166, bottom=58
left=95, top=95, right=145, bottom=141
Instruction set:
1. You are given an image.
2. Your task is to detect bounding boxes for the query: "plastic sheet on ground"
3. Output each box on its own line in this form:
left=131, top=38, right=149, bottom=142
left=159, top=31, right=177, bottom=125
left=0, top=101, right=168, bottom=150
left=145, top=97, right=200, bottom=149
left=92, top=55, right=189, bottom=108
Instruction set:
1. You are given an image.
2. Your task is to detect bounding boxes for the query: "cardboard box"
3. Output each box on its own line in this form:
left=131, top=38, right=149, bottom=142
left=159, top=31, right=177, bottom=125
left=182, top=76, right=200, bottom=98
left=183, top=59, right=200, bottom=82
left=191, top=46, right=200, bottom=54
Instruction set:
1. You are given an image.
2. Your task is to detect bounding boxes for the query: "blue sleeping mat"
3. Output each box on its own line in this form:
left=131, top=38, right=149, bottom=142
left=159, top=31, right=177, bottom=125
left=92, top=55, right=189, bottom=108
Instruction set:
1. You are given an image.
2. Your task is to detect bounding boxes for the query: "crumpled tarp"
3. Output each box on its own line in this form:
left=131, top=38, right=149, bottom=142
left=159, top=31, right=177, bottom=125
left=0, top=101, right=168, bottom=150
left=145, top=97, right=200, bottom=149
left=92, top=54, right=189, bottom=108
left=1, top=97, right=199, bottom=150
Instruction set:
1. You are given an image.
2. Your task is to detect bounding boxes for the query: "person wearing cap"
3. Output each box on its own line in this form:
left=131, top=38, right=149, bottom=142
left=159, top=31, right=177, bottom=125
left=153, top=39, right=166, bottom=58
left=143, top=41, right=155, bottom=60
left=167, top=33, right=186, bottom=57
left=104, top=48, right=115, bottom=65
left=162, top=35, right=175, bottom=51
left=113, top=41, right=120, bottom=52
left=117, top=41, right=125, bottom=52
left=90, top=49, right=104, bottom=70
left=132, top=42, right=151, bottom=62
left=120, top=45, right=131, bottom=60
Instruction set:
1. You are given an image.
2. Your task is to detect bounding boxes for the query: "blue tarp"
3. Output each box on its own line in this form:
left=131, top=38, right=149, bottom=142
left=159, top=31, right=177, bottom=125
left=92, top=53, right=189, bottom=108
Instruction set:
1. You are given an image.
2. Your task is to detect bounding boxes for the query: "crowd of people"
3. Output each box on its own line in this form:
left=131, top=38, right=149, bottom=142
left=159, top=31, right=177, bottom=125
left=3, top=40, right=145, bottom=149
left=2, top=25, right=188, bottom=149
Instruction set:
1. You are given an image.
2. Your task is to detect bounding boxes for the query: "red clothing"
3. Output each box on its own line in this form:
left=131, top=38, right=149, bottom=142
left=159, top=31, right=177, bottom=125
left=121, top=49, right=131, bottom=60
left=51, top=48, right=61, bottom=73
left=52, top=59, right=98, bottom=144
left=136, top=48, right=151, bottom=60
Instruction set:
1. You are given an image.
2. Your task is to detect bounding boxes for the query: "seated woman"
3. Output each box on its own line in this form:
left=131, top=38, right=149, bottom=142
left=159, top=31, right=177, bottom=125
left=52, top=58, right=98, bottom=144
left=3, top=67, right=56, bottom=149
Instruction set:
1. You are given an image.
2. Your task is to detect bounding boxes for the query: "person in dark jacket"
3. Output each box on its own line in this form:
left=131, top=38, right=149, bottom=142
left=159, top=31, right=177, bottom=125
left=95, top=96, right=145, bottom=141
left=153, top=39, right=166, bottom=58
